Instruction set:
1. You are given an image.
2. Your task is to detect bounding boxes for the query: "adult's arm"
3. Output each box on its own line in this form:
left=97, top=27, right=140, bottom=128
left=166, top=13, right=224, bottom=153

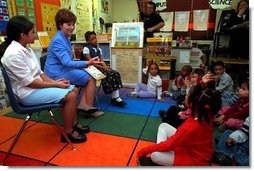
left=52, top=39, right=88, bottom=69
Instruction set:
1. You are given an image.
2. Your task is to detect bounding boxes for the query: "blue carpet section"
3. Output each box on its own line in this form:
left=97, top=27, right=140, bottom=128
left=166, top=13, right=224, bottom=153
left=150, top=101, right=176, bottom=117
left=96, top=87, right=127, bottom=97
left=106, top=98, right=155, bottom=116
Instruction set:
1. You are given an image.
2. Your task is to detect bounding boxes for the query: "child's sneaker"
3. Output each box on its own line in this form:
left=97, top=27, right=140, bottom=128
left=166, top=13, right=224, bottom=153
left=163, top=91, right=173, bottom=97
left=177, top=104, right=185, bottom=110
left=127, top=92, right=138, bottom=98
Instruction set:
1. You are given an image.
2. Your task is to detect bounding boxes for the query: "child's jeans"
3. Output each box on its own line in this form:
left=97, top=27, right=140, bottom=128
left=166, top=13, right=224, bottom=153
left=216, top=130, right=249, bottom=166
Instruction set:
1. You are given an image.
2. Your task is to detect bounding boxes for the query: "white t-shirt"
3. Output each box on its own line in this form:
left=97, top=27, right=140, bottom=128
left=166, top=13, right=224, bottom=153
left=147, top=73, right=162, bottom=100
left=1, top=41, right=43, bottom=99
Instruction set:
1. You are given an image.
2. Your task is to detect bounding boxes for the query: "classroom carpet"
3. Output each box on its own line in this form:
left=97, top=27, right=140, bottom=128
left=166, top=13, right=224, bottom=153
left=0, top=88, right=221, bottom=166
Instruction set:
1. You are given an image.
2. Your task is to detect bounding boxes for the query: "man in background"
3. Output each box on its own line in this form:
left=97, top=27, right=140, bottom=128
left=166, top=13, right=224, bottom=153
left=139, top=1, right=165, bottom=44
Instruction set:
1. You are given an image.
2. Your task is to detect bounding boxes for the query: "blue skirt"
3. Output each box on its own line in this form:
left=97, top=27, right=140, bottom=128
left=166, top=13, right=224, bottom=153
left=55, top=69, right=90, bottom=86
left=20, top=85, right=75, bottom=106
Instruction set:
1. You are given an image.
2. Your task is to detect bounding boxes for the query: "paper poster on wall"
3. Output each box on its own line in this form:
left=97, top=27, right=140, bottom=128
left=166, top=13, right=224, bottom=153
left=160, top=12, right=173, bottom=31
left=101, top=0, right=109, bottom=13
left=193, top=9, right=209, bottom=31
left=72, top=0, right=93, bottom=40
left=179, top=50, right=190, bottom=63
left=41, top=3, right=59, bottom=39
left=112, top=22, right=144, bottom=48
left=0, top=0, right=8, bottom=34
left=111, top=48, right=142, bottom=87
left=174, top=11, right=190, bottom=32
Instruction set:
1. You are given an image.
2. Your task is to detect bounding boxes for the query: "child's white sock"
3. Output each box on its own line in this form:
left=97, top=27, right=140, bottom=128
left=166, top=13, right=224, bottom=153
left=112, top=90, right=123, bottom=102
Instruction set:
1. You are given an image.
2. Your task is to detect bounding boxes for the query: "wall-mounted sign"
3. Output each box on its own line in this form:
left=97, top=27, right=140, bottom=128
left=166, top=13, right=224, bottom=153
left=209, top=0, right=232, bottom=9
left=153, top=0, right=167, bottom=11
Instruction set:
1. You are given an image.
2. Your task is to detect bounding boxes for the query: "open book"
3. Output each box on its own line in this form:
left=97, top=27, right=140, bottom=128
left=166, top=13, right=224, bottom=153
left=85, top=65, right=106, bottom=80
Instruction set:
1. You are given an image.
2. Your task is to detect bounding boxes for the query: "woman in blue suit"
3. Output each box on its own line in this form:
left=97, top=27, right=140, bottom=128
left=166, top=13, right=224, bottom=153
left=44, top=8, right=103, bottom=117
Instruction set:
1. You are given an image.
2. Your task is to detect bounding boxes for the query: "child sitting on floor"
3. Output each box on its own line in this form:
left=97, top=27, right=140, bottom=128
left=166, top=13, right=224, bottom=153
left=165, top=65, right=192, bottom=104
left=213, top=61, right=234, bottom=107
left=128, top=62, right=162, bottom=100
left=137, top=73, right=221, bottom=166
left=213, top=116, right=249, bottom=166
left=159, top=68, right=205, bottom=128
left=214, top=79, right=249, bottom=131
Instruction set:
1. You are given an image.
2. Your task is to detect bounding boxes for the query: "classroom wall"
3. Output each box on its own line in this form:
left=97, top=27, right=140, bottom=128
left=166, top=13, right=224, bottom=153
left=112, top=0, right=139, bottom=23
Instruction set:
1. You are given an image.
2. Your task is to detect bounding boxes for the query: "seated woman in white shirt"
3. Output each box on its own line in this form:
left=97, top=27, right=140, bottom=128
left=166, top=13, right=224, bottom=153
left=0, top=16, right=100, bottom=143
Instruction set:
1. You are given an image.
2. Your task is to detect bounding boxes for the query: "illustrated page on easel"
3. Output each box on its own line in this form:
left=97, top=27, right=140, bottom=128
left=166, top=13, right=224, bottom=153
left=111, top=49, right=142, bottom=87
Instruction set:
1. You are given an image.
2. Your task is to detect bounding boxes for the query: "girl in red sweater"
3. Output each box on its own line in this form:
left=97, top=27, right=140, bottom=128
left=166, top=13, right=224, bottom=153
left=214, top=79, right=249, bottom=130
left=137, top=74, right=221, bottom=166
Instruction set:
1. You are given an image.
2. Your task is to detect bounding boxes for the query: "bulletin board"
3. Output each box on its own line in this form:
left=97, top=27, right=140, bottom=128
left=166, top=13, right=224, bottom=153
left=41, top=3, right=59, bottom=39
left=111, top=48, right=143, bottom=87
left=71, top=0, right=93, bottom=40
left=33, top=0, right=60, bottom=32
left=0, top=0, right=9, bottom=35
left=14, top=0, right=36, bottom=29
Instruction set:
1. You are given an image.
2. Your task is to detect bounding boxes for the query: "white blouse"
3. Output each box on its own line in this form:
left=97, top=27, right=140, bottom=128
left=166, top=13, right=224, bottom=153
left=1, top=41, right=43, bottom=99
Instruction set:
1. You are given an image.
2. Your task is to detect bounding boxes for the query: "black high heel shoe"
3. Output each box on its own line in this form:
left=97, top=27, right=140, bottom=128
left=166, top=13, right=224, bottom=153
left=61, top=130, right=87, bottom=143
left=73, top=123, right=90, bottom=135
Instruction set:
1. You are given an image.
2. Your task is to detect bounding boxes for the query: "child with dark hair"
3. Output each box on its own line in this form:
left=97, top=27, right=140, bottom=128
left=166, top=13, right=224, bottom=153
left=159, top=68, right=205, bottom=128
left=128, top=62, right=162, bottom=100
left=82, top=31, right=127, bottom=107
left=213, top=61, right=234, bottom=107
left=166, top=65, right=192, bottom=102
left=137, top=73, right=221, bottom=166
left=213, top=116, right=249, bottom=166
left=214, top=79, right=249, bottom=130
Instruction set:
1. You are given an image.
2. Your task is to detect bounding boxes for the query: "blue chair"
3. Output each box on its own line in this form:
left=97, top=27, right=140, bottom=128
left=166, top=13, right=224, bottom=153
left=0, top=64, right=76, bottom=165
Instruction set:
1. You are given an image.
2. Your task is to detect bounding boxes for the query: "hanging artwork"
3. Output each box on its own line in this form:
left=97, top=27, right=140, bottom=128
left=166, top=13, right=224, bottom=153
left=160, top=12, right=173, bottom=31
left=41, top=3, right=59, bottom=39
left=101, top=0, right=109, bottom=13
left=193, top=9, right=209, bottom=31
left=174, top=11, right=190, bottom=32
left=72, top=0, right=93, bottom=40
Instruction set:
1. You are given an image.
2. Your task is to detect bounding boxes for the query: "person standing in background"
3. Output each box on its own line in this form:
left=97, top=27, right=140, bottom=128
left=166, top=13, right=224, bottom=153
left=228, top=0, right=249, bottom=58
left=138, top=1, right=165, bottom=44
